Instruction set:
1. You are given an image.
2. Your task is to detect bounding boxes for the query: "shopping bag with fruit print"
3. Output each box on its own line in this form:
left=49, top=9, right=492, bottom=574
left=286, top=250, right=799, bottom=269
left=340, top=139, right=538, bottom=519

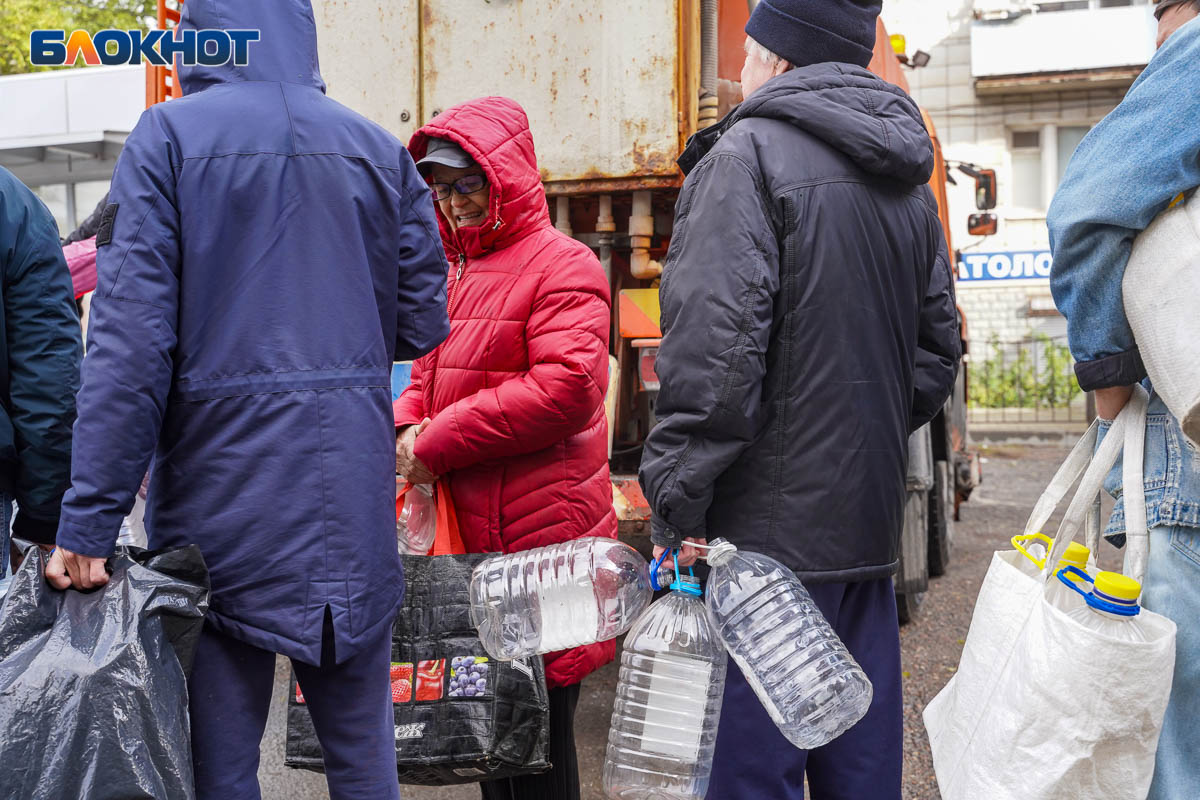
left=285, top=547, right=550, bottom=784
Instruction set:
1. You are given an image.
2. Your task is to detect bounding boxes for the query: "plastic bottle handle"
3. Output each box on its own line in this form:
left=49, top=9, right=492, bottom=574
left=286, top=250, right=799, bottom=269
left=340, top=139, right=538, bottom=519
left=1056, top=565, right=1092, bottom=599
left=1012, top=532, right=1052, bottom=568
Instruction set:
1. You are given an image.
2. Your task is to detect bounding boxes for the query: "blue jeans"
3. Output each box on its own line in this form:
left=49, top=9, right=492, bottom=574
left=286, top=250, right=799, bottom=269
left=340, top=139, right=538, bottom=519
left=1098, top=392, right=1200, bottom=799
left=1142, top=525, right=1200, bottom=800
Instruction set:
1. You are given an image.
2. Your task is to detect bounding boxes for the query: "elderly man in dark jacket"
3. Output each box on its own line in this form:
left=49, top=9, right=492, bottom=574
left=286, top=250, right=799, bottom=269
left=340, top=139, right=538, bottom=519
left=639, top=1, right=960, bottom=797
left=43, top=1, right=448, bottom=797
left=0, top=167, right=82, bottom=582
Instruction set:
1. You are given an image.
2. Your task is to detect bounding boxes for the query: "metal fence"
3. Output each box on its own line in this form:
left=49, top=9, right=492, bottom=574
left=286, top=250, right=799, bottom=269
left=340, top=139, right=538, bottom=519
left=968, top=334, right=1092, bottom=425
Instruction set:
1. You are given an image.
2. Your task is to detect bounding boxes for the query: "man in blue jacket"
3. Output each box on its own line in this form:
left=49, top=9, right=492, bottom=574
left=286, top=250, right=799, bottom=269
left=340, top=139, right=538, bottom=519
left=0, top=167, right=81, bottom=586
left=43, top=2, right=449, bottom=797
left=639, top=1, right=960, bottom=797
left=1047, top=3, right=1200, bottom=797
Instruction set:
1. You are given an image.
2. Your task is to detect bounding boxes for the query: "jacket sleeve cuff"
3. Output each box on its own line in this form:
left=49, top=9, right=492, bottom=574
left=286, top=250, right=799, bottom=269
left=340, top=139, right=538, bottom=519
left=650, top=515, right=682, bottom=549
left=12, top=509, right=60, bottom=546
left=55, top=518, right=120, bottom=559
left=1074, top=347, right=1147, bottom=392
left=412, top=429, right=453, bottom=478
left=393, top=397, right=423, bottom=429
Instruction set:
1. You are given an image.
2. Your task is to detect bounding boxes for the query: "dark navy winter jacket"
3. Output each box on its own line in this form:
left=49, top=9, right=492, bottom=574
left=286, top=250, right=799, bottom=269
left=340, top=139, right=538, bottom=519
left=641, top=64, right=960, bottom=583
left=0, top=167, right=82, bottom=544
left=56, top=0, right=449, bottom=663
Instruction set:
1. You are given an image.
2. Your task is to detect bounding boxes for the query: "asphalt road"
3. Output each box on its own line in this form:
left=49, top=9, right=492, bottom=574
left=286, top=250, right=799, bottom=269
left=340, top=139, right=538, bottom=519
left=258, top=445, right=1095, bottom=800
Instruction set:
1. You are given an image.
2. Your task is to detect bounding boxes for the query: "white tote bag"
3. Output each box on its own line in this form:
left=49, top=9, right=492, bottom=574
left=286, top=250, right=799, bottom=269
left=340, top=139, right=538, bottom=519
left=925, top=386, right=1177, bottom=800
left=1124, top=191, right=1200, bottom=448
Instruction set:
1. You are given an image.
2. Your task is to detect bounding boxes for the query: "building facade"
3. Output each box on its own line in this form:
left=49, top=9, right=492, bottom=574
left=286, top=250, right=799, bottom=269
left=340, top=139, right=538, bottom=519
left=881, top=0, right=1156, bottom=358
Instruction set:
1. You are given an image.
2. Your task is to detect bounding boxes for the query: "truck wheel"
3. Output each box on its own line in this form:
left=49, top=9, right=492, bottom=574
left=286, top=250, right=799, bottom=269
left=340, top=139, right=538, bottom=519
left=894, top=487, right=929, bottom=625
left=928, top=460, right=954, bottom=577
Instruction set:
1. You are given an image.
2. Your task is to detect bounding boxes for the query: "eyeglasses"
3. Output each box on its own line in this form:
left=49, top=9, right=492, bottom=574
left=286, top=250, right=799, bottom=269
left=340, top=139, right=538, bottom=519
left=430, top=174, right=488, bottom=201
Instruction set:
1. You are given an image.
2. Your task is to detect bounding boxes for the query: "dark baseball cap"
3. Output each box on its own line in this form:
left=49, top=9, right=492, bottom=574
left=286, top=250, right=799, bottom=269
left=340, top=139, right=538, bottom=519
left=415, top=138, right=474, bottom=176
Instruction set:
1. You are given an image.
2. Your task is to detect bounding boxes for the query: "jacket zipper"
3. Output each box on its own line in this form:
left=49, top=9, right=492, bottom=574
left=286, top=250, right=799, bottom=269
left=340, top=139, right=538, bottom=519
left=447, top=252, right=467, bottom=317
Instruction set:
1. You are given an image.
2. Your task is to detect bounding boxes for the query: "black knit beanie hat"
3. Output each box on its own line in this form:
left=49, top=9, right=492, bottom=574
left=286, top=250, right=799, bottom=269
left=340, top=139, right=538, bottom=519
left=745, top=0, right=882, bottom=69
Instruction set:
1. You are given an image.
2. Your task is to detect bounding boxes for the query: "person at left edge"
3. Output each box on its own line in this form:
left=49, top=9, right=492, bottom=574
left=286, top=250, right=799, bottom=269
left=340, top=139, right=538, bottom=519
left=44, top=2, right=450, bottom=799
left=0, top=167, right=82, bottom=585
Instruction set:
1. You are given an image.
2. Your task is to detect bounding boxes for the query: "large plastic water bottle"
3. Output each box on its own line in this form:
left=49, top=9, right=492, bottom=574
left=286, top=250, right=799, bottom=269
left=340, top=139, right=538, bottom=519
left=1043, top=541, right=1091, bottom=610
left=704, top=538, right=873, bottom=749
left=1058, top=568, right=1150, bottom=643
left=469, top=537, right=654, bottom=661
left=396, top=480, right=436, bottom=556
left=603, top=575, right=725, bottom=800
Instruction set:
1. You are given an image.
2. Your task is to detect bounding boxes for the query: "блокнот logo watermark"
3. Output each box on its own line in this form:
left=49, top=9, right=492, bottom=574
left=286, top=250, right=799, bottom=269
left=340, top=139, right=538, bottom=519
left=30, top=29, right=259, bottom=67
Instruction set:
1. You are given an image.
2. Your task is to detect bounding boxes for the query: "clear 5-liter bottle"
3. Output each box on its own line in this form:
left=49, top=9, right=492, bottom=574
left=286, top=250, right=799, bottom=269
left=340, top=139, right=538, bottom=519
left=1043, top=541, right=1092, bottom=611
left=396, top=480, right=436, bottom=556
left=1059, top=569, right=1150, bottom=643
left=469, top=537, right=654, bottom=660
left=704, top=538, right=873, bottom=749
left=603, top=576, right=726, bottom=800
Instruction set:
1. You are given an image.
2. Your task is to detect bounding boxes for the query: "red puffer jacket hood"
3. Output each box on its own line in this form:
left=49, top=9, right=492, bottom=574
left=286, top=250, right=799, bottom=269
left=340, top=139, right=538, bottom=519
left=398, top=97, right=617, bottom=688
left=409, top=97, right=550, bottom=259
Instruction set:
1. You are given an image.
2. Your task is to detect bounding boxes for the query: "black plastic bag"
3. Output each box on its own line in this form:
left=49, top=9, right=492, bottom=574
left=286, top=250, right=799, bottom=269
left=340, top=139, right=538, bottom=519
left=286, top=553, right=551, bottom=785
left=0, top=546, right=210, bottom=800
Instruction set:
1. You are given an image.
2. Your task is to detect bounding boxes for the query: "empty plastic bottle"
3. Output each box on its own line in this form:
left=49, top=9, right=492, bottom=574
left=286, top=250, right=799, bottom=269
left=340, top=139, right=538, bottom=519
left=1043, top=541, right=1092, bottom=610
left=704, top=538, right=873, bottom=749
left=603, top=574, right=726, bottom=800
left=396, top=481, right=436, bottom=556
left=1058, top=568, right=1150, bottom=643
left=470, top=537, right=654, bottom=661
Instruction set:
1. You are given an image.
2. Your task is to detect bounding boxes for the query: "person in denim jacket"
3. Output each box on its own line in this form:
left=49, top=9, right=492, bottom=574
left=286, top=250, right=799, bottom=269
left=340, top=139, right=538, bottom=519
left=1047, top=3, right=1200, bottom=797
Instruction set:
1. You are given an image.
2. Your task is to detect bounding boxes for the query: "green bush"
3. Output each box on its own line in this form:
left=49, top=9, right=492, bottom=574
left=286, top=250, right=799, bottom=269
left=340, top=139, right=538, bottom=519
left=971, top=333, right=1082, bottom=409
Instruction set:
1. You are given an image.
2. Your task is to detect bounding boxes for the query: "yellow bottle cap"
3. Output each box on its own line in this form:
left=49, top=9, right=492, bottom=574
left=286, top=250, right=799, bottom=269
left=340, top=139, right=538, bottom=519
left=1093, top=571, right=1141, bottom=602
left=1058, top=542, right=1091, bottom=570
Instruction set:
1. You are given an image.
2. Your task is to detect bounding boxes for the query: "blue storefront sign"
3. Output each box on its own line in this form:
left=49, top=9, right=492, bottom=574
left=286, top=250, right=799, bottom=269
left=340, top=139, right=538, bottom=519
left=957, top=250, right=1053, bottom=282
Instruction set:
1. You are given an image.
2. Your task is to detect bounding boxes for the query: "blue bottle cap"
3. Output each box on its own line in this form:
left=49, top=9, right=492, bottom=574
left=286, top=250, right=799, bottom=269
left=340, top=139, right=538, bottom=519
left=670, top=574, right=703, bottom=597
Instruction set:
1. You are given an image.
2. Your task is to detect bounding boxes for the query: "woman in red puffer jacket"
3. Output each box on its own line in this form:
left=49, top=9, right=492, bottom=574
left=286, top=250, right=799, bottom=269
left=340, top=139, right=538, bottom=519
left=393, top=96, right=615, bottom=800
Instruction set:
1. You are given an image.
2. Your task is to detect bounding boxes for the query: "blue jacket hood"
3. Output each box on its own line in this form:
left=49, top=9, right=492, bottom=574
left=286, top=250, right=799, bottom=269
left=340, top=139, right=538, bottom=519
left=177, top=0, right=325, bottom=95
left=735, top=62, right=933, bottom=186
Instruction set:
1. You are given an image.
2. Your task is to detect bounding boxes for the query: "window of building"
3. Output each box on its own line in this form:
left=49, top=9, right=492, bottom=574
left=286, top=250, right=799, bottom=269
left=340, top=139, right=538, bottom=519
left=1036, top=1, right=1090, bottom=11
left=1011, top=130, right=1044, bottom=211
left=1056, top=126, right=1090, bottom=186
left=1035, top=0, right=1149, bottom=9
left=1008, top=124, right=1094, bottom=214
